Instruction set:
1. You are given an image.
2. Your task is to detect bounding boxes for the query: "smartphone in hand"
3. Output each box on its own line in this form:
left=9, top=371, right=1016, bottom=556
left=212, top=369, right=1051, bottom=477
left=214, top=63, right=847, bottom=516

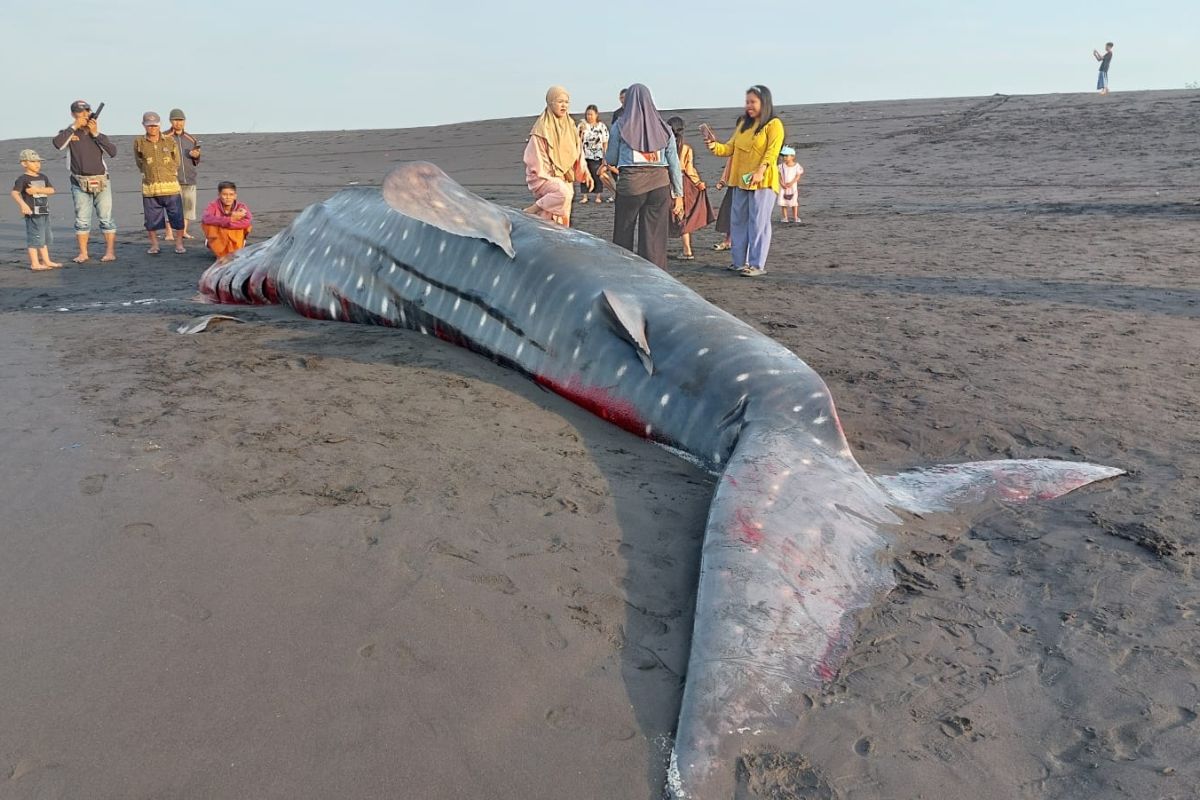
left=699, top=123, right=715, bottom=141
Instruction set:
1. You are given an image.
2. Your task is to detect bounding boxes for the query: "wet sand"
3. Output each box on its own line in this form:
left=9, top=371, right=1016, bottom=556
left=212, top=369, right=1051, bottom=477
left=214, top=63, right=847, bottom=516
left=1, top=90, right=1197, bottom=799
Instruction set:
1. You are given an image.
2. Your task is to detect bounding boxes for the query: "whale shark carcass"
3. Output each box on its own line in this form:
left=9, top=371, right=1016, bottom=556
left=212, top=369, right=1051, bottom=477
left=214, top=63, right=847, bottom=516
left=198, top=162, right=1122, bottom=799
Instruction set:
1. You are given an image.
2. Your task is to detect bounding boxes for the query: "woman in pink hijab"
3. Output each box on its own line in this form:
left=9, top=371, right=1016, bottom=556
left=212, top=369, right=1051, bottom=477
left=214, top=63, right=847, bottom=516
left=523, top=86, right=594, bottom=226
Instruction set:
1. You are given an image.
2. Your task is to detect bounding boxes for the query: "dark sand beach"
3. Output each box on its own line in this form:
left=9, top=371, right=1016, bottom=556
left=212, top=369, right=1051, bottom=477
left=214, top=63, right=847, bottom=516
left=1, top=91, right=1197, bottom=799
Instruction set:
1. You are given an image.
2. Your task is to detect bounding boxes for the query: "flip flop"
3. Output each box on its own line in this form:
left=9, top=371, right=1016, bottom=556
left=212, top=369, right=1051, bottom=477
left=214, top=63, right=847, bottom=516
left=100, top=254, right=116, bottom=262
left=147, top=247, right=160, bottom=255
left=174, top=246, right=187, bottom=254
left=72, top=255, right=89, bottom=264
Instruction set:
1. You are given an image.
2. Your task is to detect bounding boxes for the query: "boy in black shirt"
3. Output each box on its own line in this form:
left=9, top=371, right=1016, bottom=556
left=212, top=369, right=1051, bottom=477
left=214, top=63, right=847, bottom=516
left=10, top=149, right=60, bottom=270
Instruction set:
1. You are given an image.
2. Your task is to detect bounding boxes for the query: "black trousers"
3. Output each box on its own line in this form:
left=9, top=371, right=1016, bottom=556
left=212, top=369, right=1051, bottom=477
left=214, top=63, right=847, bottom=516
left=613, top=183, right=671, bottom=268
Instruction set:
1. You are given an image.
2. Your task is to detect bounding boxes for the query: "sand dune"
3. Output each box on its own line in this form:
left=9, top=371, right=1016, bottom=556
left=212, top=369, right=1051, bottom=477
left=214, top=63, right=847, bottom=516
left=1, top=90, right=1197, bottom=799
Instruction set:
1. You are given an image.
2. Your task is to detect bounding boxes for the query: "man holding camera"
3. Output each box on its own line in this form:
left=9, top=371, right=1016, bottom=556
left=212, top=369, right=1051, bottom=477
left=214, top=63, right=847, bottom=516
left=51, top=100, right=118, bottom=263
left=164, top=108, right=201, bottom=242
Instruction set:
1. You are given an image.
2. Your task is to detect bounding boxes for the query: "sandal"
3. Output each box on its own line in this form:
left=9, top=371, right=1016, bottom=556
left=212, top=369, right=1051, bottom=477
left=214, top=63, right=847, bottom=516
left=739, top=266, right=766, bottom=277
left=72, top=254, right=89, bottom=264
left=147, top=247, right=160, bottom=255
left=680, top=254, right=695, bottom=261
left=713, top=241, right=731, bottom=251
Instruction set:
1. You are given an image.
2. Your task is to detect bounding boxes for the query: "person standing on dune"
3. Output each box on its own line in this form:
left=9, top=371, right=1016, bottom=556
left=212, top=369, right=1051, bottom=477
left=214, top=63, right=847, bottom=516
left=1093, top=42, right=1114, bottom=95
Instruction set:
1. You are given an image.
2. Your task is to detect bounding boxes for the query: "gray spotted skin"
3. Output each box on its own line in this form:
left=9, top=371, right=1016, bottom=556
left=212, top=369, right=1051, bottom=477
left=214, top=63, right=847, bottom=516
left=200, top=164, right=1122, bottom=800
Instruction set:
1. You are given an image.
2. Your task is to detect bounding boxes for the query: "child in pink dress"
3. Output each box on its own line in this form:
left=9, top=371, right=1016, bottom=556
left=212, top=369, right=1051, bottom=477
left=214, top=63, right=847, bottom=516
left=777, top=146, right=804, bottom=223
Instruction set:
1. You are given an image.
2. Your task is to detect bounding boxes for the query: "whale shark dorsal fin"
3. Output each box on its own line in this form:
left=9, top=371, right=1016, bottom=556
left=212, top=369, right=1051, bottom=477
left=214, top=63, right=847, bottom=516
left=601, top=290, right=653, bottom=374
left=382, top=162, right=516, bottom=258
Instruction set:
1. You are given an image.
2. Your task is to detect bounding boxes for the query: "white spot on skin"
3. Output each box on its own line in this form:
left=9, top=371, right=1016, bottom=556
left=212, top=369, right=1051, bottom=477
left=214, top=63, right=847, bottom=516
left=566, top=292, right=576, bottom=302
left=304, top=282, right=312, bottom=298
left=381, top=298, right=389, bottom=314
left=492, top=276, right=500, bottom=287
left=697, top=348, right=709, bottom=356
left=660, top=394, right=670, bottom=407
left=424, top=285, right=431, bottom=296
left=453, top=299, right=461, bottom=311
left=812, top=436, right=823, bottom=445
left=404, top=277, right=412, bottom=289
left=645, top=424, right=653, bottom=436
left=439, top=241, right=446, bottom=253
left=414, top=246, right=421, bottom=257
left=810, top=392, right=825, bottom=400
left=402, top=229, right=409, bottom=240
left=616, top=365, right=627, bottom=378
left=516, top=343, right=525, bottom=357
left=584, top=311, right=592, bottom=322
left=813, top=415, right=828, bottom=425
left=478, top=313, right=487, bottom=328
left=389, top=264, right=397, bottom=274
left=572, top=346, right=581, bottom=360
left=735, top=335, right=749, bottom=340
left=736, top=373, right=750, bottom=382
left=471, top=255, right=479, bottom=267
left=529, top=302, right=537, bottom=315
left=793, top=405, right=804, bottom=413
left=768, top=369, right=781, bottom=375
left=356, top=277, right=364, bottom=290
left=546, top=273, right=555, bottom=282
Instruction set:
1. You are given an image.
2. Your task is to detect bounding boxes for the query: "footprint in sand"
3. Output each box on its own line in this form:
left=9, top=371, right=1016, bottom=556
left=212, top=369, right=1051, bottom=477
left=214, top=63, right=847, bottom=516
left=155, top=590, right=212, bottom=623
left=520, top=605, right=567, bottom=650
left=470, top=573, right=518, bottom=595
left=79, top=473, right=106, bottom=495
left=122, top=522, right=163, bottom=544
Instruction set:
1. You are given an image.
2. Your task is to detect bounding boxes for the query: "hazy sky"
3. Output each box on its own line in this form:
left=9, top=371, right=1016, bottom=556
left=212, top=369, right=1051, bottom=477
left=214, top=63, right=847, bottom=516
left=3, top=0, right=1195, bottom=141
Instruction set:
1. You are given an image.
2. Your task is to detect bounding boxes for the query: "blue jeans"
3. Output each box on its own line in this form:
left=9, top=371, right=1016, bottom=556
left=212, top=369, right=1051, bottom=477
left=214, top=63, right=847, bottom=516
left=730, top=188, right=776, bottom=270
left=24, top=215, right=53, bottom=248
left=70, top=182, right=116, bottom=233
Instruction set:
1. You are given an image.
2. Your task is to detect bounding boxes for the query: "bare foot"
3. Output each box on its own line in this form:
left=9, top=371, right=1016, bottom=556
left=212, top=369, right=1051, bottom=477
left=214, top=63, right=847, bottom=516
left=182, top=232, right=196, bottom=240
left=164, top=234, right=174, bottom=242
left=100, top=254, right=116, bottom=262
left=44, top=261, right=62, bottom=268
left=72, top=254, right=89, bottom=264
left=31, top=264, right=53, bottom=271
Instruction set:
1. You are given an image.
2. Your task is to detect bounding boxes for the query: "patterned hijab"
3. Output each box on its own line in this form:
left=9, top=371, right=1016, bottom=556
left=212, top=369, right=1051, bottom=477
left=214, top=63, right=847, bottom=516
left=530, top=86, right=580, bottom=180
left=617, top=83, right=672, bottom=154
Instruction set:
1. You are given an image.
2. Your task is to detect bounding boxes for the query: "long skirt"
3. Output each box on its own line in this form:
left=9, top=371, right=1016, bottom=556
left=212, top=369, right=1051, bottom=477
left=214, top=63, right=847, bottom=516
left=670, top=179, right=716, bottom=238
left=715, top=188, right=733, bottom=235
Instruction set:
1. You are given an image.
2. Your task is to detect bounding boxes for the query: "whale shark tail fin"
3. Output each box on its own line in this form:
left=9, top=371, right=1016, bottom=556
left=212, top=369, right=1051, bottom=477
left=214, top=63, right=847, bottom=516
left=382, top=162, right=516, bottom=258
left=875, top=458, right=1124, bottom=514
left=668, top=427, right=1123, bottom=799
left=670, top=425, right=901, bottom=799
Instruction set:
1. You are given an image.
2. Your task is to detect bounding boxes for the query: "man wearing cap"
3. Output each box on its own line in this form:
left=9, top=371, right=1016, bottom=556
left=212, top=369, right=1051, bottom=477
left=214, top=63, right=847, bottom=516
left=164, top=108, right=201, bottom=242
left=132, top=111, right=185, bottom=255
left=51, top=100, right=118, bottom=263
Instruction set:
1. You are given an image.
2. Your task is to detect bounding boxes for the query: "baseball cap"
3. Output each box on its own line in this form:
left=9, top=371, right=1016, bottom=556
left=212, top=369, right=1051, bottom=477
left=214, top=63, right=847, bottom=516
left=169, top=108, right=186, bottom=120
left=70, top=99, right=91, bottom=113
left=19, top=148, right=44, bottom=163
left=142, top=111, right=162, bottom=126
left=780, top=146, right=796, bottom=156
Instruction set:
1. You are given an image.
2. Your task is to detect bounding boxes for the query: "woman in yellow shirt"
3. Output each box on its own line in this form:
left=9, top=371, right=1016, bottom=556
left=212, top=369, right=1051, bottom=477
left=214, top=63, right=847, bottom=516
left=702, top=85, right=784, bottom=276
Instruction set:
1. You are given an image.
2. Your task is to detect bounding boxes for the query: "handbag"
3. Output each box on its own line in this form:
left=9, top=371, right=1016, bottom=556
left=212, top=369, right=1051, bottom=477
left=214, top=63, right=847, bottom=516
left=783, top=190, right=795, bottom=201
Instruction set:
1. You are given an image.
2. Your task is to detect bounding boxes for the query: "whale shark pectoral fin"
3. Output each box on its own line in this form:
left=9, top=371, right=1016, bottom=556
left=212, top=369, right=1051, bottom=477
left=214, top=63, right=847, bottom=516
left=381, top=162, right=516, bottom=258
left=600, top=290, right=653, bottom=374
left=875, top=458, right=1124, bottom=514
